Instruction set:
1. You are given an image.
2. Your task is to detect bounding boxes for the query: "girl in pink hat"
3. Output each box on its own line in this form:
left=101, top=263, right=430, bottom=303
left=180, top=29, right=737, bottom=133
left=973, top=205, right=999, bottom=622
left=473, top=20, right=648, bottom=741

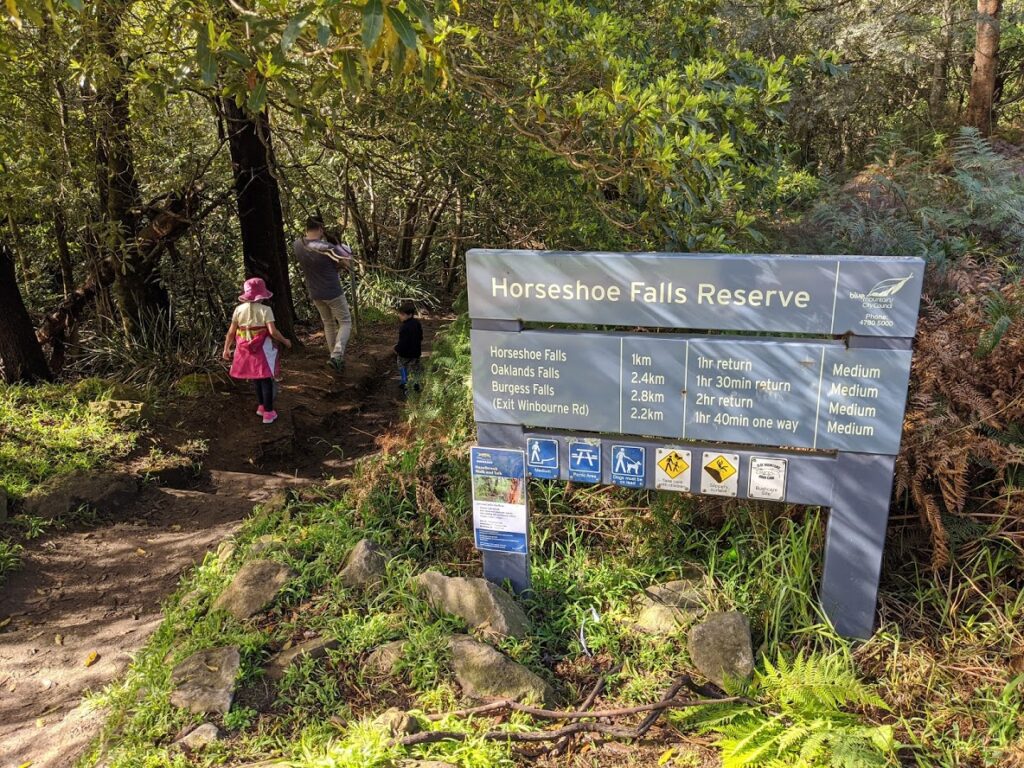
left=222, top=277, right=292, bottom=424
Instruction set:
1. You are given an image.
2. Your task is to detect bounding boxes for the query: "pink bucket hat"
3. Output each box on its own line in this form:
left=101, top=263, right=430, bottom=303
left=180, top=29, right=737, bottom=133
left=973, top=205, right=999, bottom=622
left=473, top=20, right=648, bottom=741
left=238, top=277, right=273, bottom=302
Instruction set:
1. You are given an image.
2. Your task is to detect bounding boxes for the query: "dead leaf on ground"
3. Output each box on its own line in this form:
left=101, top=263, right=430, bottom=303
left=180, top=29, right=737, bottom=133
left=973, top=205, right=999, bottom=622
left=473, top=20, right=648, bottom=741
left=54, top=634, right=63, bottom=646
left=84, top=651, right=99, bottom=667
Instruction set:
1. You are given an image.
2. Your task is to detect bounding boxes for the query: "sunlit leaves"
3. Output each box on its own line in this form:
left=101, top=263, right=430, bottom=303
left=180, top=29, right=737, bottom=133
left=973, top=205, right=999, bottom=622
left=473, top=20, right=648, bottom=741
left=361, top=0, right=383, bottom=49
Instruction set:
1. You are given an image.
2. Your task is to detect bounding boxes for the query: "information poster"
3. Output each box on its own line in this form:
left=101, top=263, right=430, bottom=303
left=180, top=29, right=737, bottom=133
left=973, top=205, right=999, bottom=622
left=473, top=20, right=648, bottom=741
left=470, top=447, right=528, bottom=553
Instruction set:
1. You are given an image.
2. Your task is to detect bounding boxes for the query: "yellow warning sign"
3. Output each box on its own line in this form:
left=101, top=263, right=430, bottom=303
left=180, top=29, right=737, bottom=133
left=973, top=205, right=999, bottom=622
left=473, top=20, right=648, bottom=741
left=657, top=450, right=690, bottom=479
left=703, top=455, right=737, bottom=483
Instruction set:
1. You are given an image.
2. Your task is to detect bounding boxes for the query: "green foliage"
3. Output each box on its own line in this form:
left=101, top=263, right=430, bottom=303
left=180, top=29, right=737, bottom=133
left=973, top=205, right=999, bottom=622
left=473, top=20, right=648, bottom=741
left=72, top=311, right=222, bottom=388
left=0, top=382, right=138, bottom=499
left=678, top=651, right=895, bottom=768
left=808, top=129, right=1024, bottom=267
left=356, top=268, right=439, bottom=314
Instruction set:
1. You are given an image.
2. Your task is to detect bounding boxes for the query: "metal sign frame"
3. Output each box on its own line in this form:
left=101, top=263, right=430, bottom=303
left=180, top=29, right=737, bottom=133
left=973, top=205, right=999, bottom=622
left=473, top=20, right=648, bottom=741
left=467, top=250, right=924, bottom=640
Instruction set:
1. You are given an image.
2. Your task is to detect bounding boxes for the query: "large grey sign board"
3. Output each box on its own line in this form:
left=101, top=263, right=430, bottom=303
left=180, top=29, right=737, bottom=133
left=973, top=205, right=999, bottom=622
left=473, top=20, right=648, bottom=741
left=468, top=249, right=925, bottom=337
left=473, top=329, right=912, bottom=454
left=468, top=250, right=923, bottom=640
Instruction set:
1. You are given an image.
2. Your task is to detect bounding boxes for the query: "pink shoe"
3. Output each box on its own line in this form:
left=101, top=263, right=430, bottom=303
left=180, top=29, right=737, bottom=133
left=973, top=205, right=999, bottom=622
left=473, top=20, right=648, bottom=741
left=262, top=410, right=278, bottom=424
left=257, top=405, right=266, bottom=416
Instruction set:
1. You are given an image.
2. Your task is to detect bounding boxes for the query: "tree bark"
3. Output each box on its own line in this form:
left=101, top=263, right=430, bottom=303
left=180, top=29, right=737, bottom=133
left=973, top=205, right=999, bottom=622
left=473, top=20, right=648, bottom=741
left=93, top=0, right=172, bottom=333
left=0, top=241, right=52, bottom=384
left=929, top=0, right=956, bottom=121
left=220, top=97, right=297, bottom=340
left=965, top=0, right=1002, bottom=135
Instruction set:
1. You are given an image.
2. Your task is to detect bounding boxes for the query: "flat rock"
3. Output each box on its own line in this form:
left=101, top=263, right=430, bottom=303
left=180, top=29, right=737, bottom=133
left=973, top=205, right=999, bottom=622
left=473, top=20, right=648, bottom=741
left=365, top=640, right=407, bottom=677
left=449, top=634, right=551, bottom=705
left=174, top=722, right=221, bottom=751
left=372, top=707, right=421, bottom=736
left=213, top=559, right=294, bottom=620
left=687, top=611, right=754, bottom=689
left=413, top=571, right=531, bottom=638
left=24, top=471, right=139, bottom=520
left=169, top=647, right=241, bottom=715
left=87, top=398, right=154, bottom=425
left=339, top=538, right=390, bottom=590
left=635, top=578, right=704, bottom=635
left=265, top=636, right=339, bottom=681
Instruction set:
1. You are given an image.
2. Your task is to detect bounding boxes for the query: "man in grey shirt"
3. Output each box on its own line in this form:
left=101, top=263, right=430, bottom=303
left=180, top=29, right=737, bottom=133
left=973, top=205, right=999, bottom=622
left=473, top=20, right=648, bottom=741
left=293, top=217, right=352, bottom=372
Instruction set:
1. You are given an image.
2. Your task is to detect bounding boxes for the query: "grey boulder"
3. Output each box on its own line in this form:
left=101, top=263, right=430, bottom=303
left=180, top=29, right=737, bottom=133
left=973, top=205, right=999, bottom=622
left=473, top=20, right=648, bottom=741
left=339, top=538, right=390, bottom=590
left=174, top=722, right=221, bottom=751
left=169, top=646, right=241, bottom=715
left=413, top=571, right=531, bottom=638
left=449, top=634, right=551, bottom=705
left=213, top=559, right=294, bottom=620
left=686, top=611, right=754, bottom=689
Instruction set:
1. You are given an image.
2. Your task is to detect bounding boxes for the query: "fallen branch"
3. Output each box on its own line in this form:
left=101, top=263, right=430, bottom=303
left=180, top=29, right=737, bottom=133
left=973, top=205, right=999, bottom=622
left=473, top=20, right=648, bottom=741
left=394, top=671, right=743, bottom=756
left=550, top=665, right=617, bottom=757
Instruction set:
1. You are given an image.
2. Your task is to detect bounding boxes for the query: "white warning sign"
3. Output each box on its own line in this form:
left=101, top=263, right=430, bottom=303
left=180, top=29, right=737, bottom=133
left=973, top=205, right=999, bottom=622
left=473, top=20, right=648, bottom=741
left=700, top=452, right=739, bottom=497
left=748, top=457, right=788, bottom=501
left=655, top=448, right=692, bottom=492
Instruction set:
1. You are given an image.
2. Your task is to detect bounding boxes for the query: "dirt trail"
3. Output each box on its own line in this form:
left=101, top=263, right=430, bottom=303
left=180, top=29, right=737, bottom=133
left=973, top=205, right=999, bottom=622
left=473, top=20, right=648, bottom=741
left=0, top=319, right=439, bottom=768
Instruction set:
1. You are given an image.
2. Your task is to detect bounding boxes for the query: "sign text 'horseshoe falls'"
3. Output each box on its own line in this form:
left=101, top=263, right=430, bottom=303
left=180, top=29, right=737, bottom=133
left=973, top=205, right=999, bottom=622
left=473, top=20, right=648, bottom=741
left=468, top=250, right=925, bottom=337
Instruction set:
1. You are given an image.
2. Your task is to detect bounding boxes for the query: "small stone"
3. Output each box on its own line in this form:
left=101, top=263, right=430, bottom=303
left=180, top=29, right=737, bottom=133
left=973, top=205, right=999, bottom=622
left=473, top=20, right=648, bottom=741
left=687, top=611, right=754, bottom=689
left=216, top=540, right=236, bottom=568
left=265, top=637, right=339, bottom=681
left=174, top=722, right=220, bottom=751
left=372, top=707, right=421, bottom=736
left=365, top=640, right=407, bottom=677
left=413, top=571, right=531, bottom=639
left=635, top=578, right=704, bottom=635
left=169, top=647, right=241, bottom=715
left=339, top=539, right=390, bottom=590
left=213, top=559, right=294, bottom=620
left=449, top=634, right=551, bottom=705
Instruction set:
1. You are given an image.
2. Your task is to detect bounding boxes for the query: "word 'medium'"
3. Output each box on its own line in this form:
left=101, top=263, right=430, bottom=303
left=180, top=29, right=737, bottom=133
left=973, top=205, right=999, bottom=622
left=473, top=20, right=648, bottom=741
left=490, top=278, right=811, bottom=308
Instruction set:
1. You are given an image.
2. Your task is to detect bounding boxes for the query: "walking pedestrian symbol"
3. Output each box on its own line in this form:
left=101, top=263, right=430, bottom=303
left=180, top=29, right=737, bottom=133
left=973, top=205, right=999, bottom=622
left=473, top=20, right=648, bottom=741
left=526, top=437, right=559, bottom=480
left=655, top=447, right=692, bottom=492
left=610, top=444, right=645, bottom=488
left=568, top=440, right=601, bottom=483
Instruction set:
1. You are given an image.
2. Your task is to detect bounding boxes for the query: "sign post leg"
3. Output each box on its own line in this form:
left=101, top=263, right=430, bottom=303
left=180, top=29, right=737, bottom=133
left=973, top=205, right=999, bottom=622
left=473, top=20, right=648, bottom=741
left=821, top=452, right=896, bottom=639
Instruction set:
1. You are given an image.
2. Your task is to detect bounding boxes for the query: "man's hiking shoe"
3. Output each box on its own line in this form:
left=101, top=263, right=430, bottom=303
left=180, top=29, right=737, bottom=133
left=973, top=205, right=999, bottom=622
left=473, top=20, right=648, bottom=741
left=328, top=357, right=345, bottom=373
left=262, top=410, right=278, bottom=424
left=257, top=405, right=266, bottom=416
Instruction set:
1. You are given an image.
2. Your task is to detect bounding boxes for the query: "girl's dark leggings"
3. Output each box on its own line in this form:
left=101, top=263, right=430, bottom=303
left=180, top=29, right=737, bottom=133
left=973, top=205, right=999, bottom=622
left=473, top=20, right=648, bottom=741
left=254, top=378, right=275, bottom=411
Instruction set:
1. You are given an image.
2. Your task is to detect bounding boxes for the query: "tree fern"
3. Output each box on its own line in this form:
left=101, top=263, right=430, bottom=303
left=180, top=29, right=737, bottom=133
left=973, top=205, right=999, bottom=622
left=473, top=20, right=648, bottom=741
left=674, top=650, right=896, bottom=768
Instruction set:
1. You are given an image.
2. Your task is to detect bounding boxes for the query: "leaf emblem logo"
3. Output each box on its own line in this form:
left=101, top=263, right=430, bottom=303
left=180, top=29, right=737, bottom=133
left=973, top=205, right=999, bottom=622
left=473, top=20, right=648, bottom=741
left=866, top=274, right=914, bottom=299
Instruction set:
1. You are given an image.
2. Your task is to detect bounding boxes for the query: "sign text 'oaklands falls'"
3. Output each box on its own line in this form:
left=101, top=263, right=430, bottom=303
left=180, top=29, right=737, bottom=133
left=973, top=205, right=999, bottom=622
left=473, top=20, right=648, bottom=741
left=467, top=249, right=925, bottom=640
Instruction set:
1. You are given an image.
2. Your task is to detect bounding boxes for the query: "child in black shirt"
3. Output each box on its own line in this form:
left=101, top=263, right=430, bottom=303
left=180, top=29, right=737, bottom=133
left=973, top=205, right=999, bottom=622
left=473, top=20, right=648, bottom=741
left=395, top=301, right=423, bottom=393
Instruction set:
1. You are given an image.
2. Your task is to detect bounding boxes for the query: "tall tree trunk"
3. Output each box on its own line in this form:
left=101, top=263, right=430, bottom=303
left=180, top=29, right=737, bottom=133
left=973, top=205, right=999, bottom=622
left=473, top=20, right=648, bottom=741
left=93, top=0, right=172, bottom=333
left=0, top=242, right=52, bottom=384
left=929, top=0, right=956, bottom=121
left=965, top=0, right=1002, bottom=135
left=221, top=97, right=296, bottom=340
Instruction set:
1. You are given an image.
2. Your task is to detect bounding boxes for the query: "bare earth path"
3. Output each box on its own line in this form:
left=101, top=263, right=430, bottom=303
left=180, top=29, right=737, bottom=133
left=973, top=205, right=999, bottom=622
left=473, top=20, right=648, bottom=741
left=0, top=319, right=438, bottom=768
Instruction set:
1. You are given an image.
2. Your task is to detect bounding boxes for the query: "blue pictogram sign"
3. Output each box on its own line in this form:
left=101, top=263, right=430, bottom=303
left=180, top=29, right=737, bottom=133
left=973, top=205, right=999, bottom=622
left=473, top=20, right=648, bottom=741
left=610, top=444, right=646, bottom=488
left=568, top=440, right=601, bottom=483
left=526, top=437, right=559, bottom=479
